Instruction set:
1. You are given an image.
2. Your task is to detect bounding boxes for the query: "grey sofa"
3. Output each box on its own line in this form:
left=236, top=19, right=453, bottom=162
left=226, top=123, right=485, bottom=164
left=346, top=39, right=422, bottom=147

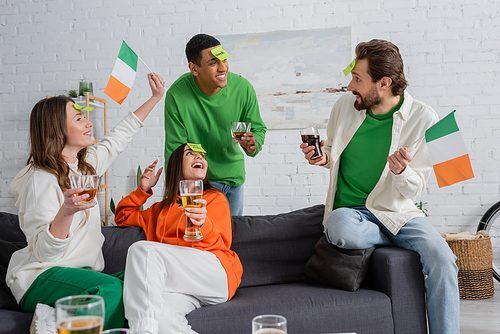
left=0, top=205, right=427, bottom=334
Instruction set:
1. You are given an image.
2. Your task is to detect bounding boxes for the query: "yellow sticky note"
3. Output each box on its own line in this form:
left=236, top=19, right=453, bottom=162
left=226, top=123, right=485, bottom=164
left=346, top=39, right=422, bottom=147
left=73, top=103, right=94, bottom=111
left=343, top=59, right=357, bottom=76
left=187, top=143, right=206, bottom=153
left=211, top=46, right=231, bottom=61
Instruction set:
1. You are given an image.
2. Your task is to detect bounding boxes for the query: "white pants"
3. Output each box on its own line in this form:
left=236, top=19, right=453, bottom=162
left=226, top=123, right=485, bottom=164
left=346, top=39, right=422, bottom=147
left=123, top=241, right=229, bottom=334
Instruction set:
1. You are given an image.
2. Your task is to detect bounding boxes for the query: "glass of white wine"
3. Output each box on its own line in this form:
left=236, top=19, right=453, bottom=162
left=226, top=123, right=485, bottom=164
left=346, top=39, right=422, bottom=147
left=55, top=295, right=104, bottom=334
left=179, top=180, right=204, bottom=242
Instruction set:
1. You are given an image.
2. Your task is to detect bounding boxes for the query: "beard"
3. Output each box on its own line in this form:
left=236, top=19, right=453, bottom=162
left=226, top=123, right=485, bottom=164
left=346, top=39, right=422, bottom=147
left=352, top=85, right=383, bottom=111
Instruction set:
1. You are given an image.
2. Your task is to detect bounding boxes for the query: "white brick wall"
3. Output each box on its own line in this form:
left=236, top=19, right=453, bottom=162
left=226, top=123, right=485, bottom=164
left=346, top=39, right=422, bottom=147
left=1, top=0, right=500, bottom=233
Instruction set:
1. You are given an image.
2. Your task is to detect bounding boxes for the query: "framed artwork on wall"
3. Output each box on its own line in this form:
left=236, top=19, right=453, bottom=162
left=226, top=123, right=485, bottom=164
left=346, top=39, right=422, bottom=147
left=217, top=27, right=352, bottom=129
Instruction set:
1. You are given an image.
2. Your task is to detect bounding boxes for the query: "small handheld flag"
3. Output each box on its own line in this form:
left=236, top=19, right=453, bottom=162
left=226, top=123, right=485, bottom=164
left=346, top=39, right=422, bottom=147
left=104, top=41, right=139, bottom=104
left=425, top=110, right=474, bottom=187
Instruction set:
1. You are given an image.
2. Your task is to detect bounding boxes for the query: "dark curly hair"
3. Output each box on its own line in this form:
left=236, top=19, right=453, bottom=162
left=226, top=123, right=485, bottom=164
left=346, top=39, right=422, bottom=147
left=185, top=34, right=221, bottom=66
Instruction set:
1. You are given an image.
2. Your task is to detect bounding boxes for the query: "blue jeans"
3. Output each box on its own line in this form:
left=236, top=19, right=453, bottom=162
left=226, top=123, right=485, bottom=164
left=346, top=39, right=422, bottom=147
left=211, top=182, right=244, bottom=216
left=324, top=207, right=459, bottom=334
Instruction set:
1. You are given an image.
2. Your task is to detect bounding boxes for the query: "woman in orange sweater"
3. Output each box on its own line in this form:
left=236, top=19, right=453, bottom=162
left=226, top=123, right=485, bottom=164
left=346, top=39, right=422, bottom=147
left=115, top=143, right=243, bottom=334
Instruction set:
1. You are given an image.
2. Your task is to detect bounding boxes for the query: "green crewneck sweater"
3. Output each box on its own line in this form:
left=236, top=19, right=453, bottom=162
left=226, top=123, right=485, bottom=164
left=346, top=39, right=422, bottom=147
left=164, top=72, right=267, bottom=187
left=333, top=96, right=404, bottom=209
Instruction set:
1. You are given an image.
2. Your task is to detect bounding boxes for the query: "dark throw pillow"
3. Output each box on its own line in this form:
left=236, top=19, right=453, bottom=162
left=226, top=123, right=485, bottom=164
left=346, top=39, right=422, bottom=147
left=0, top=239, right=27, bottom=310
left=304, top=236, right=375, bottom=291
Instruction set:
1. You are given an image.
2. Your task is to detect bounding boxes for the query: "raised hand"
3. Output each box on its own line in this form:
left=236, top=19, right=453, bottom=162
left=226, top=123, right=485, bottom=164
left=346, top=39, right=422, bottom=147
left=148, top=72, right=165, bottom=100
left=139, top=159, right=163, bottom=193
left=133, top=73, right=166, bottom=122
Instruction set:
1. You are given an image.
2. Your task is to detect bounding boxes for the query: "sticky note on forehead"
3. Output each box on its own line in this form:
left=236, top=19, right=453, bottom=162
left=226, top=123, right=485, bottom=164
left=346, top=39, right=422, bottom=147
left=211, top=46, right=231, bottom=61
left=343, top=59, right=357, bottom=76
left=187, top=143, right=206, bottom=153
left=73, top=103, right=94, bottom=111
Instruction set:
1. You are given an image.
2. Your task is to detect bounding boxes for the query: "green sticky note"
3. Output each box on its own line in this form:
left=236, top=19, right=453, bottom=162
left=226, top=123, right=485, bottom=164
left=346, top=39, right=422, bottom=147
left=211, top=46, right=231, bottom=61
left=73, top=103, right=94, bottom=112
left=343, top=59, right=357, bottom=76
left=187, top=143, right=206, bottom=153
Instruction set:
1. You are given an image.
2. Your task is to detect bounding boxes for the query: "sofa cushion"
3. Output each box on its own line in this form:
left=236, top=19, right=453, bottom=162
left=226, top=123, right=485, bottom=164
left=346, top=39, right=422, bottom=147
left=0, top=309, right=32, bottom=333
left=304, top=236, right=375, bottom=291
left=231, top=204, right=324, bottom=288
left=0, top=240, right=26, bottom=311
left=101, top=226, right=146, bottom=275
left=187, top=283, right=394, bottom=334
left=0, top=213, right=26, bottom=311
left=0, top=213, right=25, bottom=243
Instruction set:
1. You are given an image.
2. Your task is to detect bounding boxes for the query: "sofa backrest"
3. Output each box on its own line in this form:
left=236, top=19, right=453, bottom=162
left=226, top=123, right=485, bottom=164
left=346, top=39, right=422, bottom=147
left=1, top=204, right=326, bottom=290
left=232, top=204, right=325, bottom=288
left=0, top=213, right=25, bottom=243
left=0, top=213, right=26, bottom=310
left=101, top=226, right=146, bottom=274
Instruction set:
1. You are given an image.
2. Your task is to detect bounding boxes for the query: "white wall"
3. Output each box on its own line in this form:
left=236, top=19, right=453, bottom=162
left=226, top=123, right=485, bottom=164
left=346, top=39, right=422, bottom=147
left=1, top=0, right=499, bottom=233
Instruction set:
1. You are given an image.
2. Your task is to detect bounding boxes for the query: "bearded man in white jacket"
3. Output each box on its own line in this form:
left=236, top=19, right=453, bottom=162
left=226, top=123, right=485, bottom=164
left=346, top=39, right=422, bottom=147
left=300, top=39, right=459, bottom=334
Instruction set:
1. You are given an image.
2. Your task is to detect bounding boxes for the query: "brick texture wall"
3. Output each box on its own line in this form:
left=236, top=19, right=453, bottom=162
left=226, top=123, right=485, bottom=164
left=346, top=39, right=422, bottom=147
left=1, top=0, right=499, bottom=233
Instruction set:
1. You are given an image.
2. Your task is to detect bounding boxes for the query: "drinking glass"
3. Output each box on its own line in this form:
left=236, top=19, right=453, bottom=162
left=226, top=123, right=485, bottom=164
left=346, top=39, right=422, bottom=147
left=101, top=330, right=132, bottom=334
left=300, top=126, right=323, bottom=159
left=231, top=122, right=251, bottom=143
left=252, top=314, right=287, bottom=334
left=55, top=295, right=104, bottom=334
left=70, top=175, right=100, bottom=205
left=179, top=180, right=204, bottom=242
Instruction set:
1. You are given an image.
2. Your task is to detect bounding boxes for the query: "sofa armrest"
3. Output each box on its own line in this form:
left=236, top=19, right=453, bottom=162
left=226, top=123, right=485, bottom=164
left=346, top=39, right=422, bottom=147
left=366, top=247, right=427, bottom=334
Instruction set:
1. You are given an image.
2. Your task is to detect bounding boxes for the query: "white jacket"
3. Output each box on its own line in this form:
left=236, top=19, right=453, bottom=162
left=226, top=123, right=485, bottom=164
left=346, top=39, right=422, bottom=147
left=323, top=91, right=439, bottom=235
left=6, top=112, right=143, bottom=303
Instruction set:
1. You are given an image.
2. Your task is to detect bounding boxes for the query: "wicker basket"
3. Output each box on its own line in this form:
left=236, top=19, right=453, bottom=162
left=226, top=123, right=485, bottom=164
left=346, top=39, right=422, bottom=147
left=445, top=233, right=494, bottom=300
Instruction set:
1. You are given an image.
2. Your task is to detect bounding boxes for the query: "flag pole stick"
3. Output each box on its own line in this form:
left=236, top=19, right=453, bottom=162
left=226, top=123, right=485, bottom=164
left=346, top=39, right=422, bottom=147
left=138, top=57, right=153, bottom=74
left=123, top=39, right=154, bottom=74
left=406, top=134, right=425, bottom=151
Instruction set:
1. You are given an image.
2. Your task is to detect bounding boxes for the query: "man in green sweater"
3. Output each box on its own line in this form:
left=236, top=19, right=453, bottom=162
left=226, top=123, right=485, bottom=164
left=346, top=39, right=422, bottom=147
left=164, top=33, right=267, bottom=216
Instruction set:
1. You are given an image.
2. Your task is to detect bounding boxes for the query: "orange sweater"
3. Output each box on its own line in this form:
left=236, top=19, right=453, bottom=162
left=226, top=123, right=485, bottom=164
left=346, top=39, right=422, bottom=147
left=115, top=187, right=243, bottom=299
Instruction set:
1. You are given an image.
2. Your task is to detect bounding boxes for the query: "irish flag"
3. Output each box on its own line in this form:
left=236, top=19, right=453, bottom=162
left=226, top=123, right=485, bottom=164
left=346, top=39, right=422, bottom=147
left=425, top=110, right=474, bottom=188
left=104, top=41, right=138, bottom=104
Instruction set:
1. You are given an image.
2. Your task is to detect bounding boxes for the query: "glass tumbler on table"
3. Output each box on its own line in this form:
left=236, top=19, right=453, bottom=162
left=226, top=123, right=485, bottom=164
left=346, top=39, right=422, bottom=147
left=55, top=295, right=104, bottom=334
left=252, top=314, right=287, bottom=334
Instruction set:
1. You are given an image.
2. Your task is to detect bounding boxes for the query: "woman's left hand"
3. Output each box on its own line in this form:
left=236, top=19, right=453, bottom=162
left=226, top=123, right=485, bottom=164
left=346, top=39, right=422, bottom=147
left=139, top=159, right=163, bottom=193
left=179, top=199, right=207, bottom=226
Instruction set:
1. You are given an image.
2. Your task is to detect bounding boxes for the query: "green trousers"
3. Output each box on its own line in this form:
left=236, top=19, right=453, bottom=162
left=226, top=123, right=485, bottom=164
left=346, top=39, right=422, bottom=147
left=19, top=267, right=125, bottom=330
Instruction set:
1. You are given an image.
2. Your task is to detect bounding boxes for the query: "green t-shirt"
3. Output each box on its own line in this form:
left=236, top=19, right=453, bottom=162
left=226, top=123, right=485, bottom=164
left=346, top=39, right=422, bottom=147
left=164, top=72, right=267, bottom=187
left=333, top=96, right=404, bottom=209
